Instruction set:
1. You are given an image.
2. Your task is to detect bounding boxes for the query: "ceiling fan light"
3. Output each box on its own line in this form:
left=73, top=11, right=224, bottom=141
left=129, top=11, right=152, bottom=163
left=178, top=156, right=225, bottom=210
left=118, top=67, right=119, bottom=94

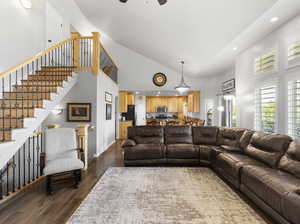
left=20, top=0, right=32, bottom=9
left=158, top=0, right=167, bottom=5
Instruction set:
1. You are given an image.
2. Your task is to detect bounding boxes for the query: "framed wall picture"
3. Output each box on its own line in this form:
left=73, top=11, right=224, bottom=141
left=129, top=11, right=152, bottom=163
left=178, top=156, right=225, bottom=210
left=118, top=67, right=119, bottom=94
left=106, top=104, right=112, bottom=120
left=67, top=103, right=91, bottom=122
left=222, top=79, right=235, bottom=92
left=105, top=92, right=112, bottom=103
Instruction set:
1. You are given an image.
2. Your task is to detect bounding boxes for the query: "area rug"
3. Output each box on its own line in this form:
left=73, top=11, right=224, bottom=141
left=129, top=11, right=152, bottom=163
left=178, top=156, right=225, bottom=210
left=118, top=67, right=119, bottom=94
left=68, top=167, right=267, bottom=224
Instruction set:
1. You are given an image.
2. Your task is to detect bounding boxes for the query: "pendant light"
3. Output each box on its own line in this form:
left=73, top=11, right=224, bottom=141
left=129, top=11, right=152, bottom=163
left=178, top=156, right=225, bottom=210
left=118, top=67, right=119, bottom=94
left=175, top=61, right=191, bottom=93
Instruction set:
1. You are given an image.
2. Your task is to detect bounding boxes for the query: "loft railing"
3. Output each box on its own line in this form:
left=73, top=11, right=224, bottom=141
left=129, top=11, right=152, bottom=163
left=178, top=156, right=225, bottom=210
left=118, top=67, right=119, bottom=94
left=0, top=131, right=43, bottom=200
left=99, top=41, right=118, bottom=83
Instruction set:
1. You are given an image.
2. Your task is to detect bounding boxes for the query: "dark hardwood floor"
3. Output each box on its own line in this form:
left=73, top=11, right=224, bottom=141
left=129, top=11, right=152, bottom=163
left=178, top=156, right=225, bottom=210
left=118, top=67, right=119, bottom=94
left=0, top=142, right=124, bottom=224
left=0, top=142, right=273, bottom=224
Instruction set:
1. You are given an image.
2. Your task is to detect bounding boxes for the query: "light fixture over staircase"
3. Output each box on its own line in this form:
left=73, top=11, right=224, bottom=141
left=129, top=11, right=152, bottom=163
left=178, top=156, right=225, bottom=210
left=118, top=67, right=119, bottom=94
left=175, top=61, right=191, bottom=94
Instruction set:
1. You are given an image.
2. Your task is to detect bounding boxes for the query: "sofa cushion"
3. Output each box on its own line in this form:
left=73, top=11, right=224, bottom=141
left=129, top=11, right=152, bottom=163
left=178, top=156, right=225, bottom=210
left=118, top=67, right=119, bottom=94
left=166, top=144, right=198, bottom=159
left=239, top=130, right=254, bottom=150
left=241, top=165, right=300, bottom=214
left=198, top=145, right=220, bottom=162
left=216, top=153, right=267, bottom=181
left=192, top=126, right=218, bottom=145
left=281, top=191, right=300, bottom=224
left=164, top=126, right=193, bottom=144
left=279, top=140, right=300, bottom=179
left=245, top=132, right=292, bottom=168
left=43, top=158, right=84, bottom=175
left=124, top=144, right=164, bottom=160
left=217, top=128, right=245, bottom=147
left=128, top=126, right=164, bottom=144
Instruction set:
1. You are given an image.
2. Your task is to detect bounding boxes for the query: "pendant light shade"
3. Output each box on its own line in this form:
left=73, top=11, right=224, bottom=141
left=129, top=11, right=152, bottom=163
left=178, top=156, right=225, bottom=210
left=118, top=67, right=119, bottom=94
left=175, top=61, right=191, bottom=93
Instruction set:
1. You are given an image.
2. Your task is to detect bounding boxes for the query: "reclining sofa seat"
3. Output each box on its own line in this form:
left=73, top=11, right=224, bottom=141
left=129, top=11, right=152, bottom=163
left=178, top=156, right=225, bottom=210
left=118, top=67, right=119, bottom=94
left=164, top=126, right=199, bottom=165
left=241, top=136, right=300, bottom=224
left=123, top=126, right=165, bottom=165
left=192, top=126, right=219, bottom=165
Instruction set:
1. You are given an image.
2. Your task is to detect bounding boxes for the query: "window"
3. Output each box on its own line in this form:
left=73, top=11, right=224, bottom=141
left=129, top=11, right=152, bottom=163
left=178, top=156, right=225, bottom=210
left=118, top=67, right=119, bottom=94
left=288, top=80, right=300, bottom=138
left=288, top=41, right=300, bottom=68
left=255, top=49, right=276, bottom=74
left=254, top=86, right=277, bottom=133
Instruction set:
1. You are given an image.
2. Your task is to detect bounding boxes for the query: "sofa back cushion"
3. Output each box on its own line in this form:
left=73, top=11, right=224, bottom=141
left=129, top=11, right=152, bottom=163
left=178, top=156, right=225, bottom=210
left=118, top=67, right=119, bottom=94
left=217, top=128, right=245, bottom=147
left=192, top=126, right=218, bottom=145
left=128, top=126, right=164, bottom=144
left=279, top=140, right=300, bottom=179
left=164, top=126, right=192, bottom=144
left=245, top=132, right=292, bottom=168
left=239, top=130, right=255, bottom=150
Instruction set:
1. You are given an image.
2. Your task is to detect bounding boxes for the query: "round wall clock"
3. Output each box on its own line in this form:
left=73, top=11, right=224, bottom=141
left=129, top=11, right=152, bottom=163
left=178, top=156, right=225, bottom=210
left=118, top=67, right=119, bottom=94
left=153, top=73, right=167, bottom=87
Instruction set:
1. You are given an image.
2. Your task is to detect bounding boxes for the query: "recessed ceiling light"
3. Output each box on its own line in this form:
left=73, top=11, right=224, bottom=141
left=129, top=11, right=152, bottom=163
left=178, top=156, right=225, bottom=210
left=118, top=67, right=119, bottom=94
left=135, top=91, right=139, bottom=94
left=270, top=17, right=279, bottom=23
left=233, top=46, right=238, bottom=51
left=158, top=92, right=160, bottom=94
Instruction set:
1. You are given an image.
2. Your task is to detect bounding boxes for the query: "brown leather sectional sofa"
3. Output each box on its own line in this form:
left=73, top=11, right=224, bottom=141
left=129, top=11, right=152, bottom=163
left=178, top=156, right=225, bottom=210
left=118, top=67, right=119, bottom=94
left=121, top=125, right=300, bottom=224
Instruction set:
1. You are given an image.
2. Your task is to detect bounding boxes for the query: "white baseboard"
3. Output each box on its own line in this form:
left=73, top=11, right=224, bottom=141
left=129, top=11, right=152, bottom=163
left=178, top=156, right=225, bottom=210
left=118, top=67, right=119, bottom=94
left=93, top=140, right=116, bottom=158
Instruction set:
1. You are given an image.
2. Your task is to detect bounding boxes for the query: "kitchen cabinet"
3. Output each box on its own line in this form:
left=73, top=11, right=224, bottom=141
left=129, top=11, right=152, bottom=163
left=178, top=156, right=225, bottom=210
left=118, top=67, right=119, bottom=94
left=127, top=93, right=135, bottom=105
left=187, top=91, right=200, bottom=113
left=167, top=97, right=178, bottom=112
left=119, top=91, right=135, bottom=113
left=146, top=96, right=188, bottom=113
left=119, top=121, right=133, bottom=139
left=119, top=91, right=128, bottom=113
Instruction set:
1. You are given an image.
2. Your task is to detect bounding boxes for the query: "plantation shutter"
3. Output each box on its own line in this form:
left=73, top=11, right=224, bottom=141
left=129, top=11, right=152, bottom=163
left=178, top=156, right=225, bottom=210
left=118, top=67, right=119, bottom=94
left=255, top=50, right=276, bottom=73
left=288, top=41, right=300, bottom=68
left=288, top=80, right=300, bottom=138
left=254, top=85, right=277, bottom=133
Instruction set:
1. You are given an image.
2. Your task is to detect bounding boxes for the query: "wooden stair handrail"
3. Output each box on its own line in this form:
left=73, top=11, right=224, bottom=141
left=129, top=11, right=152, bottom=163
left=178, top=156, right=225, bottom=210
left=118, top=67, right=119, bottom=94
left=0, top=37, right=75, bottom=79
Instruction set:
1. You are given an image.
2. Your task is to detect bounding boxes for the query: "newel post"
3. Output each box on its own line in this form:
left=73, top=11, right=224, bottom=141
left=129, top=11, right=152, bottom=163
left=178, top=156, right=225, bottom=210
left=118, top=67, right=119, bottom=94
left=71, top=32, right=81, bottom=71
left=92, top=32, right=100, bottom=75
left=76, top=124, right=89, bottom=170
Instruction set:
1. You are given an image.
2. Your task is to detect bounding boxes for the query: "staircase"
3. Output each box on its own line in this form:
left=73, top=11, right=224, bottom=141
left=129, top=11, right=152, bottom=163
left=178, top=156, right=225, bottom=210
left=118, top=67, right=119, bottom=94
left=0, top=32, right=103, bottom=201
left=0, top=66, right=76, bottom=142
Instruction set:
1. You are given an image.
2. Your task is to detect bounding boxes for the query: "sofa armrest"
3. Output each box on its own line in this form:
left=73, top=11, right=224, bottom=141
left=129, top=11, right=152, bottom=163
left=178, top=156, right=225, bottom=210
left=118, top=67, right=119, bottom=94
left=220, top=145, right=243, bottom=153
left=121, top=139, right=136, bottom=148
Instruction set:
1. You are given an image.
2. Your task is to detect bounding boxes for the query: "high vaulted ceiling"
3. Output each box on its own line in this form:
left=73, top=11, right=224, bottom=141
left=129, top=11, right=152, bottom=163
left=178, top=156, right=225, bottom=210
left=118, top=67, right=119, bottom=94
left=75, top=0, right=300, bottom=77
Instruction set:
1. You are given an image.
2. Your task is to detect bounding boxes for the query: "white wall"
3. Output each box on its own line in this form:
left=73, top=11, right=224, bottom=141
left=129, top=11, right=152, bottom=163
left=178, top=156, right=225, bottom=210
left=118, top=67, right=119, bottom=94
left=236, top=14, right=300, bottom=134
left=0, top=0, right=46, bottom=72
left=42, top=71, right=98, bottom=158
left=97, top=72, right=119, bottom=156
left=0, top=0, right=71, bottom=73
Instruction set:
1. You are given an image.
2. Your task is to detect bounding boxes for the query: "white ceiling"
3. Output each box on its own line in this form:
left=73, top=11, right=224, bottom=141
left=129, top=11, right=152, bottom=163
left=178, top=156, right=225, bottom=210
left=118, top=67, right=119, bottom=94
left=74, top=0, right=300, bottom=77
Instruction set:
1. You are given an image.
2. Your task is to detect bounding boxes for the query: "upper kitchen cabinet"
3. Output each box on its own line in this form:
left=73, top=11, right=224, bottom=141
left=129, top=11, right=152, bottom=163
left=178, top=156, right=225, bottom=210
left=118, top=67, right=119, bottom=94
left=167, top=97, right=178, bottom=112
left=127, top=93, right=135, bottom=105
left=187, top=91, right=200, bottom=113
left=119, top=91, right=128, bottom=113
left=119, top=91, right=135, bottom=113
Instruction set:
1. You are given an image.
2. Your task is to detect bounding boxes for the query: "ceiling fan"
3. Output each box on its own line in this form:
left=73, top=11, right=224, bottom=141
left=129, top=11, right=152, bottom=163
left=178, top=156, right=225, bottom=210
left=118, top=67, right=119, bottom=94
left=119, top=0, right=167, bottom=5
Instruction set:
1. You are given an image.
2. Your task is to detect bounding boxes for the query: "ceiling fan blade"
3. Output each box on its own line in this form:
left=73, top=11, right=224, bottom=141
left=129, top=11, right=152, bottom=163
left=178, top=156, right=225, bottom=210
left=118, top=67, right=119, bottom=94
left=157, top=0, right=167, bottom=5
